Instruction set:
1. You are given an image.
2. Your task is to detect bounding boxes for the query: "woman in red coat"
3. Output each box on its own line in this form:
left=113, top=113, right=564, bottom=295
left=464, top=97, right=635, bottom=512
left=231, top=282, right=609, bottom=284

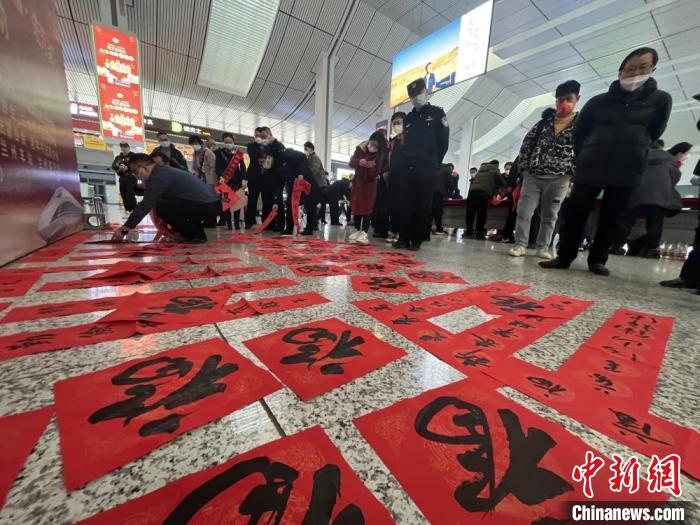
left=349, top=131, right=388, bottom=243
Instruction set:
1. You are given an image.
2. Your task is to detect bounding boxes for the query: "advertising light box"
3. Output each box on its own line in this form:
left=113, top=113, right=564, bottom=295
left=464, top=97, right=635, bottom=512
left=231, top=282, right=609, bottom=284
left=92, top=24, right=144, bottom=143
left=389, top=0, right=493, bottom=108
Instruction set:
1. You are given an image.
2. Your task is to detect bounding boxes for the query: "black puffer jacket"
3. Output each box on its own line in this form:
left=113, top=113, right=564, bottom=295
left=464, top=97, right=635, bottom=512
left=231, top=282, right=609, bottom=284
left=573, top=78, right=672, bottom=187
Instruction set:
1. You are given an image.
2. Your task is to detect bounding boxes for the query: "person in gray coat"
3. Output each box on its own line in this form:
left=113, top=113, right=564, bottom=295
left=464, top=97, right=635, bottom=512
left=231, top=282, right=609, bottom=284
left=616, top=140, right=683, bottom=257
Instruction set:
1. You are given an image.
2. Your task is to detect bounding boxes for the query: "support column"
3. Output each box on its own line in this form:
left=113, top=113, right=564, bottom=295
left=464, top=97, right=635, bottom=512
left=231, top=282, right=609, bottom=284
left=314, top=52, right=337, bottom=171
left=98, top=0, right=128, bottom=28
left=457, top=117, right=475, bottom=196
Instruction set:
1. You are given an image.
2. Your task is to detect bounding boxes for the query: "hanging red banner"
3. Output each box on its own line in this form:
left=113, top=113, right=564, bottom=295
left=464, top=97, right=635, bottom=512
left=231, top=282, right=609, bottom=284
left=92, top=24, right=144, bottom=143
left=55, top=338, right=282, bottom=490
left=0, top=407, right=53, bottom=510
left=291, top=177, right=311, bottom=233
left=351, top=275, right=419, bottom=293
left=77, top=426, right=393, bottom=524
left=244, top=318, right=406, bottom=401
left=355, top=378, right=667, bottom=525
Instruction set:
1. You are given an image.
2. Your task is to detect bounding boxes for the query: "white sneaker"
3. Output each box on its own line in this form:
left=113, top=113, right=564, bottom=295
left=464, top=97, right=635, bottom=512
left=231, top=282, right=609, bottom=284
left=509, top=245, right=526, bottom=257
left=537, top=248, right=553, bottom=259
left=356, top=231, right=369, bottom=244
left=348, top=230, right=361, bottom=241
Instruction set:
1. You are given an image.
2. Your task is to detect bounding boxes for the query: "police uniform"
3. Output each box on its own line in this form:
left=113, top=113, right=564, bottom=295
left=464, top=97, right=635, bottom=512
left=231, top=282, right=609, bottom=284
left=111, top=149, right=137, bottom=212
left=395, top=78, right=449, bottom=249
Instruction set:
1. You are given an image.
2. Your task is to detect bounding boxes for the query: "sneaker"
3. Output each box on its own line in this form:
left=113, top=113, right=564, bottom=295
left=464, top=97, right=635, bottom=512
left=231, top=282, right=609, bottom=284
left=356, top=231, right=369, bottom=244
left=536, top=248, right=553, bottom=260
left=589, top=263, right=610, bottom=276
left=539, top=258, right=570, bottom=269
left=434, top=229, right=447, bottom=235
left=509, top=246, right=526, bottom=257
left=348, top=230, right=361, bottom=241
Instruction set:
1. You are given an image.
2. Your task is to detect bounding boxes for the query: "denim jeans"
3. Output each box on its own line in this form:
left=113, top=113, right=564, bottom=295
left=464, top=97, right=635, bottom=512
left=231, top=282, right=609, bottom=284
left=514, top=175, right=570, bottom=249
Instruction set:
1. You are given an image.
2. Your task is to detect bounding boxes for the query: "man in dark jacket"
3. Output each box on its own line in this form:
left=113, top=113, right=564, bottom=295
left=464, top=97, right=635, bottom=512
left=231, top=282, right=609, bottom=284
left=464, top=161, right=506, bottom=239
left=277, top=148, right=322, bottom=235
left=111, top=142, right=136, bottom=211
left=394, top=78, right=450, bottom=250
left=325, top=178, right=351, bottom=225
left=431, top=163, right=453, bottom=235
left=214, top=132, right=247, bottom=230
left=541, top=47, right=672, bottom=276
left=150, top=131, right=188, bottom=170
left=111, top=154, right=220, bottom=243
left=246, top=127, right=286, bottom=230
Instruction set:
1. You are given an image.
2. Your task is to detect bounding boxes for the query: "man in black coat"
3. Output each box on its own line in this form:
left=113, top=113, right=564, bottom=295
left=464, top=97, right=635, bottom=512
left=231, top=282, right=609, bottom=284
left=111, top=142, right=136, bottom=211
left=431, top=163, right=453, bottom=235
left=150, top=131, right=188, bottom=171
left=541, top=47, right=672, bottom=276
left=246, top=127, right=286, bottom=229
left=325, top=178, right=351, bottom=225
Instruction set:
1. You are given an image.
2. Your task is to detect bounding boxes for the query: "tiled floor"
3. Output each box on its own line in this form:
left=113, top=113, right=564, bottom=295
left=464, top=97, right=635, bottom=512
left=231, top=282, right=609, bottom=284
left=0, top=213, right=698, bottom=524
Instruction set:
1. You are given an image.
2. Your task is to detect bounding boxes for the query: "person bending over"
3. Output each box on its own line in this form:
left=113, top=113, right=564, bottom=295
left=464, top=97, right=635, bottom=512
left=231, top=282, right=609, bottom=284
left=464, top=161, right=506, bottom=239
left=111, top=153, right=220, bottom=244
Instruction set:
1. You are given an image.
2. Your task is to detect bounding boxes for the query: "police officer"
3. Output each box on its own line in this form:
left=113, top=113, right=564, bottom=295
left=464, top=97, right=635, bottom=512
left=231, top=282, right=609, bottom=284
left=394, top=77, right=449, bottom=250
left=111, top=141, right=137, bottom=212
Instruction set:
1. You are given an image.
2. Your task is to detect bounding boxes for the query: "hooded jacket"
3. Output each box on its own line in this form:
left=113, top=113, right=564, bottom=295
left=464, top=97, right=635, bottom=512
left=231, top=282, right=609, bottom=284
left=573, top=78, right=672, bottom=187
left=627, top=143, right=682, bottom=215
left=468, top=164, right=506, bottom=196
left=519, top=108, right=576, bottom=179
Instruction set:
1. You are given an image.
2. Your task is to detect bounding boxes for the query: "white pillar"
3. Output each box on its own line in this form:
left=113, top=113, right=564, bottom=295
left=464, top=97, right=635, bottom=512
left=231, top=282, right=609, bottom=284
left=314, top=52, right=337, bottom=171
left=458, top=117, right=475, bottom=196
left=98, top=0, right=128, bottom=28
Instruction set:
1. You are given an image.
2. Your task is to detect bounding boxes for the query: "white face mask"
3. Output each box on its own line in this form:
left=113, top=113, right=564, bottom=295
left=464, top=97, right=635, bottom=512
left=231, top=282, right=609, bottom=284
left=159, top=140, right=170, bottom=148
left=224, top=143, right=235, bottom=150
left=261, top=159, right=272, bottom=169
left=411, top=93, right=428, bottom=108
left=367, top=145, right=378, bottom=154
left=304, top=149, right=312, bottom=156
left=392, top=123, right=403, bottom=135
left=261, top=138, right=272, bottom=146
left=620, top=74, right=651, bottom=92
left=254, top=137, right=263, bottom=145
left=192, top=144, right=202, bottom=152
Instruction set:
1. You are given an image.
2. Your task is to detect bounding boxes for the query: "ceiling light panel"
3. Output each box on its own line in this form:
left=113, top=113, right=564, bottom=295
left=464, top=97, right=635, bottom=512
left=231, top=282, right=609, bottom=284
left=198, top=0, right=281, bottom=97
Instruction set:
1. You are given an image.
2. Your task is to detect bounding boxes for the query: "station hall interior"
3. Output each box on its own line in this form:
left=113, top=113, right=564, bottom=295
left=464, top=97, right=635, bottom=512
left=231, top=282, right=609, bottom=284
left=0, top=0, right=699, bottom=524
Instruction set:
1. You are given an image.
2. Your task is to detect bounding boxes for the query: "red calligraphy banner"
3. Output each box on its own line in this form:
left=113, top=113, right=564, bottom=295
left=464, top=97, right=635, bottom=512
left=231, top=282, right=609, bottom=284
left=322, top=253, right=365, bottom=263
left=0, top=303, right=9, bottom=313
left=405, top=270, right=468, bottom=284
left=244, top=318, right=406, bottom=401
left=221, top=149, right=245, bottom=183
left=254, top=208, right=278, bottom=233
left=355, top=378, right=666, bottom=525
left=55, top=339, right=282, bottom=490
left=290, top=263, right=348, bottom=277
left=247, top=292, right=330, bottom=315
left=92, top=24, right=144, bottom=143
left=377, top=255, right=425, bottom=268
left=0, top=407, right=53, bottom=510
left=344, top=262, right=400, bottom=274
left=351, top=275, right=419, bottom=294
left=291, top=177, right=311, bottom=233
left=215, top=183, right=239, bottom=212
left=41, top=263, right=113, bottom=273
left=0, top=269, right=44, bottom=297
left=77, top=426, right=393, bottom=524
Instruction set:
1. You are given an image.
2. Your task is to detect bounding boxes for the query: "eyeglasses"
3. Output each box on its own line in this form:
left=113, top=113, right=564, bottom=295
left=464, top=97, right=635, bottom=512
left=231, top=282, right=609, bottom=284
left=622, top=64, right=654, bottom=74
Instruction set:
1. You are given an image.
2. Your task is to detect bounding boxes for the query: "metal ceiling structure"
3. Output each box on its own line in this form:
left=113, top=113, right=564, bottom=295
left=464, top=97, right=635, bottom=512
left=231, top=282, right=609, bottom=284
left=57, top=0, right=699, bottom=177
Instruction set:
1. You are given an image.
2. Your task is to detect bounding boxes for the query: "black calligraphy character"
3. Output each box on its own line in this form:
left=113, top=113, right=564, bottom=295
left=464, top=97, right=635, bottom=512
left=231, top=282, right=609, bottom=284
left=369, top=303, right=391, bottom=312
left=601, top=344, right=622, bottom=356
left=162, top=295, right=217, bottom=314
left=591, top=372, right=615, bottom=395
left=526, top=377, right=567, bottom=398
left=7, top=333, right=56, bottom=351
left=78, top=324, right=115, bottom=338
left=429, top=300, right=449, bottom=308
left=492, top=328, right=516, bottom=338
left=455, top=350, right=490, bottom=368
left=603, top=360, right=621, bottom=374
left=391, top=314, right=419, bottom=325
left=38, top=304, right=70, bottom=315
left=419, top=330, right=447, bottom=343
left=508, top=319, right=534, bottom=330
left=490, top=295, right=544, bottom=314
left=290, top=297, right=307, bottom=304
left=280, top=327, right=364, bottom=375
left=89, top=355, right=238, bottom=436
left=164, top=459, right=363, bottom=524
left=408, top=304, right=427, bottom=313
left=609, top=409, right=671, bottom=446
left=415, top=397, right=572, bottom=513
left=362, top=276, right=406, bottom=291
left=472, top=334, right=497, bottom=348
left=611, top=336, right=644, bottom=349
left=256, top=300, right=279, bottom=310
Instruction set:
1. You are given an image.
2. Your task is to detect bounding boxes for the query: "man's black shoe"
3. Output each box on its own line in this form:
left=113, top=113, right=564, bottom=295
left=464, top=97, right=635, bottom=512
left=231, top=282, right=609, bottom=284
left=589, top=263, right=610, bottom=276
left=475, top=234, right=486, bottom=240
left=281, top=229, right=294, bottom=235
left=184, top=237, right=207, bottom=245
left=660, top=277, right=700, bottom=289
left=330, top=222, right=341, bottom=226
left=301, top=229, right=314, bottom=236
left=393, top=238, right=410, bottom=249
left=408, top=240, right=422, bottom=251
left=227, top=224, right=233, bottom=231
left=373, top=232, right=388, bottom=239
left=539, top=258, right=570, bottom=269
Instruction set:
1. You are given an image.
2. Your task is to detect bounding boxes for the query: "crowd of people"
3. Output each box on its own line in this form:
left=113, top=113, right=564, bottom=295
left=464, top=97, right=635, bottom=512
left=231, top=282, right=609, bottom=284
left=111, top=46, right=699, bottom=288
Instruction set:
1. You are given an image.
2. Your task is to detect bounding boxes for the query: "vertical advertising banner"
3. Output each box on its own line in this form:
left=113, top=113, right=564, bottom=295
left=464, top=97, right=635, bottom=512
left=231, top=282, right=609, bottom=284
left=0, top=0, right=83, bottom=265
left=92, top=24, right=144, bottom=144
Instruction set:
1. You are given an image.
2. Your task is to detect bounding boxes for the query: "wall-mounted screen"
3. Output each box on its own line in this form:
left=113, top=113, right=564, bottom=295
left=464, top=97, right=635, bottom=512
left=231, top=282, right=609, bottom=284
left=389, top=0, right=493, bottom=108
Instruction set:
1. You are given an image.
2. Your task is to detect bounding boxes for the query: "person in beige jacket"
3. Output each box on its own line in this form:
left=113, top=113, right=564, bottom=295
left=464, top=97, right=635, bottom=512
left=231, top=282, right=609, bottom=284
left=188, top=135, right=217, bottom=186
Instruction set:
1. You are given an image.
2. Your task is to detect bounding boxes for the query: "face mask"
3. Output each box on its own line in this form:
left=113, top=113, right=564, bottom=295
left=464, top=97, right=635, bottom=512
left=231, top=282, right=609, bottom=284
left=304, top=149, right=312, bottom=156
left=411, top=93, right=428, bottom=108
left=192, top=144, right=202, bottom=152
left=261, top=159, right=272, bottom=169
left=556, top=102, right=574, bottom=117
left=120, top=149, right=129, bottom=155
left=254, top=137, right=263, bottom=145
left=392, top=123, right=403, bottom=134
left=261, top=138, right=271, bottom=146
left=159, top=140, right=170, bottom=148
left=224, top=143, right=235, bottom=150
left=367, top=145, right=378, bottom=154
left=620, top=73, right=651, bottom=92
